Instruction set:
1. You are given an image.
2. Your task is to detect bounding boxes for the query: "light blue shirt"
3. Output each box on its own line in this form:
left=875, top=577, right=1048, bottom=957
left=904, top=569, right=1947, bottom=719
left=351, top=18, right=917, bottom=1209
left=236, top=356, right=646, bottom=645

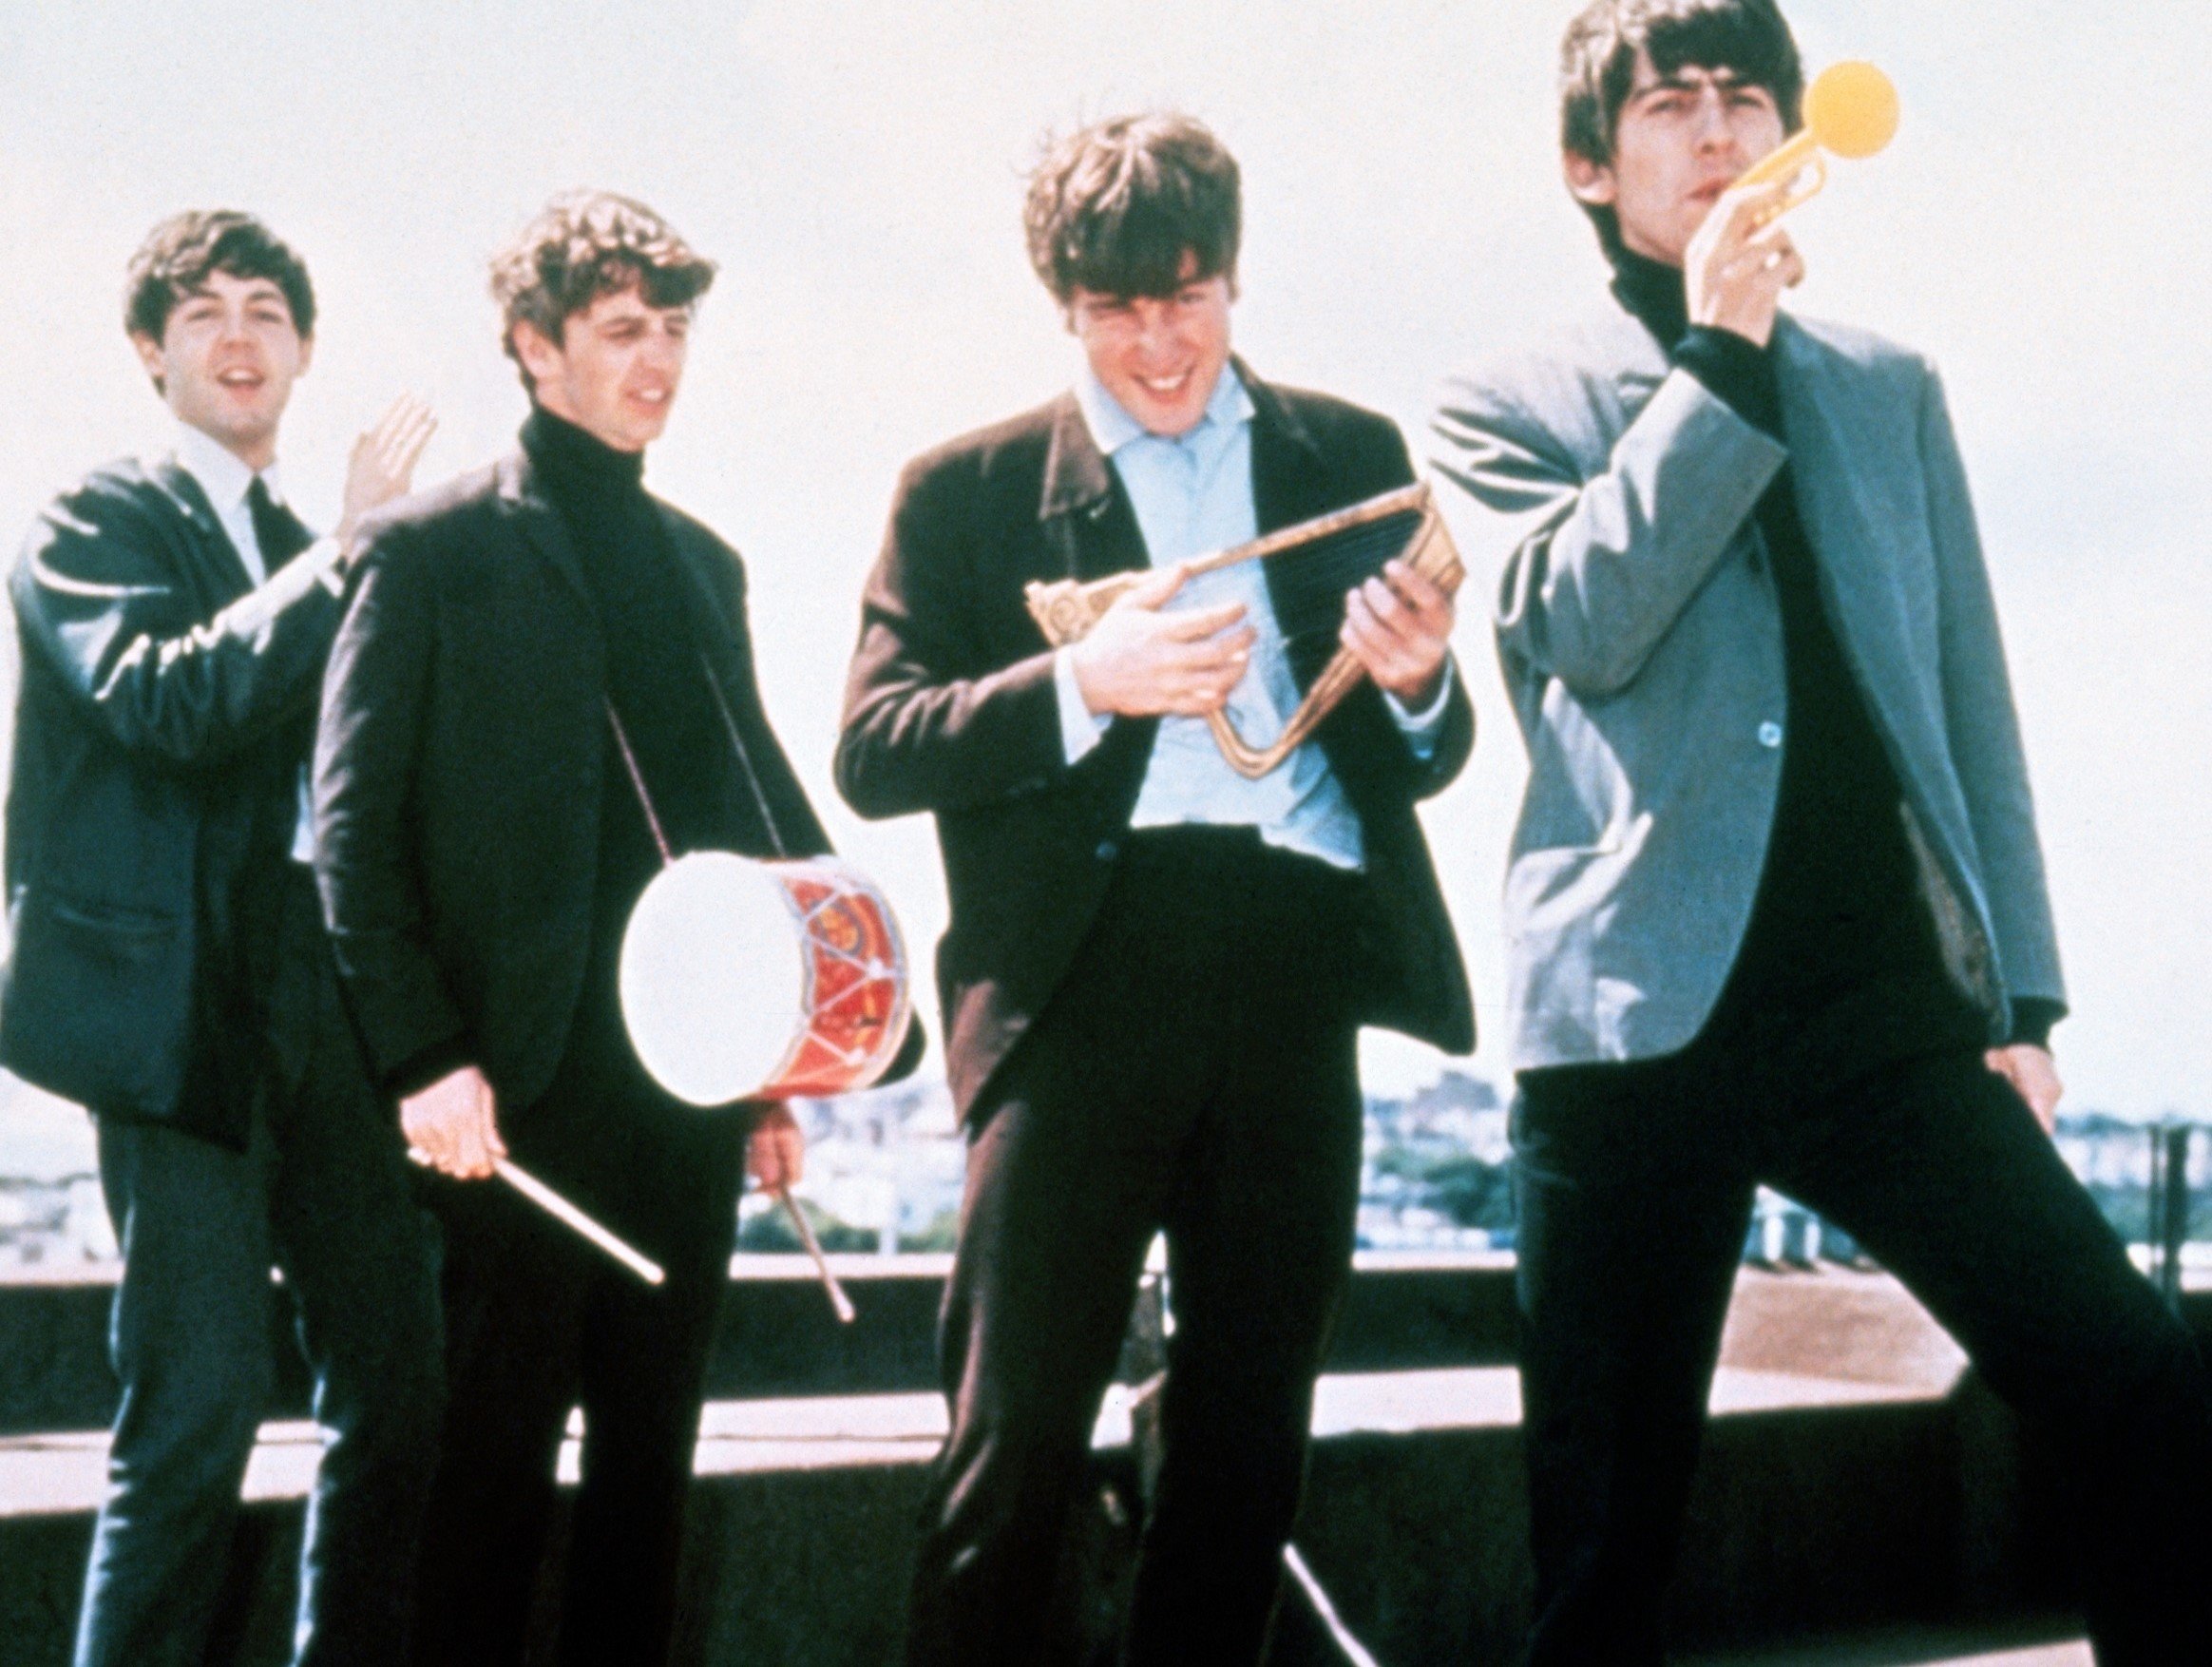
left=1051, top=364, right=1450, bottom=871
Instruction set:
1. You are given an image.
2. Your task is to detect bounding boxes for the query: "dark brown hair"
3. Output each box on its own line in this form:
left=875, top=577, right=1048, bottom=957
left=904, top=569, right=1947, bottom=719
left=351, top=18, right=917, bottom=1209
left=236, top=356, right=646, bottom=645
left=1559, top=0, right=1804, bottom=166
left=488, top=191, right=716, bottom=392
left=124, top=210, right=316, bottom=346
left=1022, top=113, right=1241, bottom=306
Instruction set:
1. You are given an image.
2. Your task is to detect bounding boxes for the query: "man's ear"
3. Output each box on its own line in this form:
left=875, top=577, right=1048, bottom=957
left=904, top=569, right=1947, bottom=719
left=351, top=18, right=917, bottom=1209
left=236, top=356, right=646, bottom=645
left=129, top=331, right=167, bottom=393
left=1563, top=149, right=1618, bottom=208
left=510, top=318, right=563, bottom=389
left=295, top=334, right=315, bottom=377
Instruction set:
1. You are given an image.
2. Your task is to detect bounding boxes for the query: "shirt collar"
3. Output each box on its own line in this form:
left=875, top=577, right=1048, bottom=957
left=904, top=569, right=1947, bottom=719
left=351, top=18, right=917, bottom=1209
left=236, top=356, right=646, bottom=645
left=172, top=420, right=282, bottom=513
left=1074, top=361, right=1252, bottom=457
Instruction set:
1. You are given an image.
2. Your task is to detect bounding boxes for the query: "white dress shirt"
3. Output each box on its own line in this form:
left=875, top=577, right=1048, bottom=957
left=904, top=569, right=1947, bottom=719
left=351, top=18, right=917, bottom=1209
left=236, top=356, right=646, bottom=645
left=171, top=422, right=333, bottom=864
left=1051, top=365, right=1451, bottom=871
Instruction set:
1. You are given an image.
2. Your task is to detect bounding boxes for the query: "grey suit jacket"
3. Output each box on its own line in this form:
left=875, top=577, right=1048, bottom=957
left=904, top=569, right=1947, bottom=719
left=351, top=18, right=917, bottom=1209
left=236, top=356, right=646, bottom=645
left=1431, top=299, right=2063, bottom=1071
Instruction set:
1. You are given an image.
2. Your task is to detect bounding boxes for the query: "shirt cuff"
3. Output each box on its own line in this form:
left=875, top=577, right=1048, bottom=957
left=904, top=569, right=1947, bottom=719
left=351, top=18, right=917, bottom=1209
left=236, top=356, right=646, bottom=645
left=1381, top=659, right=1456, bottom=762
left=1053, top=646, right=1111, bottom=764
left=221, top=536, right=347, bottom=635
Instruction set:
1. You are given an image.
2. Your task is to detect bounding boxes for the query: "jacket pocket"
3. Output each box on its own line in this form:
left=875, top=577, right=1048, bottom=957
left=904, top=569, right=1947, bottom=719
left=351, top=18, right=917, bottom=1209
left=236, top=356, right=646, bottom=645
left=0, top=888, right=194, bottom=1118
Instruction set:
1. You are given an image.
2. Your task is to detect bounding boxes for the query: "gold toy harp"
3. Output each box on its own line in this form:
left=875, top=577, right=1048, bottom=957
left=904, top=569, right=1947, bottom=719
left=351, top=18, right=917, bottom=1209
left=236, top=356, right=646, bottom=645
left=1024, top=482, right=1463, bottom=779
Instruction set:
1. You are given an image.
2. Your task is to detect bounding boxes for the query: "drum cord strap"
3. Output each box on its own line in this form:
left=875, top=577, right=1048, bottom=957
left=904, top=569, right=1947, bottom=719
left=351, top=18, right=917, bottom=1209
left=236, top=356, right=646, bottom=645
left=601, top=652, right=793, bottom=869
left=603, top=680, right=855, bottom=1323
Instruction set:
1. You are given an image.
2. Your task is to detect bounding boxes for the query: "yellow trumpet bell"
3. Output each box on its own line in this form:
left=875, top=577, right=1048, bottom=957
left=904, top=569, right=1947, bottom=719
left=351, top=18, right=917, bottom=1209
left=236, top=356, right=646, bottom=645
left=1807, top=60, right=1900, bottom=160
left=1737, top=61, right=1899, bottom=221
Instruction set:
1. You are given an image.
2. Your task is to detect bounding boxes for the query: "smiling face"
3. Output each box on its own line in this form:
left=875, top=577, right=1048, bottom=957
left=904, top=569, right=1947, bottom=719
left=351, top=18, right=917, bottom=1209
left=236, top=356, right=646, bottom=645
left=1067, top=253, right=1233, bottom=439
left=131, top=269, right=310, bottom=470
left=511, top=283, right=691, bottom=453
left=1567, top=48, right=1786, bottom=265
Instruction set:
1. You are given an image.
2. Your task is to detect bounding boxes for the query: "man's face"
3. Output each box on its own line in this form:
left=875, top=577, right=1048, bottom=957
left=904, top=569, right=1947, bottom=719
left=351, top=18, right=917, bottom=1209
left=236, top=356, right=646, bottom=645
left=1067, top=254, right=1233, bottom=439
left=513, top=285, right=690, bottom=452
left=1567, top=49, right=1786, bottom=265
left=131, top=269, right=311, bottom=470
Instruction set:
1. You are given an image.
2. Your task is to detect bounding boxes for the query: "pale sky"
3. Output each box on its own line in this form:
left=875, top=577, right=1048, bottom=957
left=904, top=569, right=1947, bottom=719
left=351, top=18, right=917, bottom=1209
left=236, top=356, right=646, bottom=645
left=2, top=1, right=2207, bottom=1114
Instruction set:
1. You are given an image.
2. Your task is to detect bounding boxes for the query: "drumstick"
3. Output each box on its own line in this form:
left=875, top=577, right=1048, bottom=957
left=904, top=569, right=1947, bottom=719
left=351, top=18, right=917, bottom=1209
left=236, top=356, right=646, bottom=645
left=775, top=1187, right=856, bottom=1324
left=491, top=1161, right=663, bottom=1285
left=409, top=1147, right=666, bottom=1284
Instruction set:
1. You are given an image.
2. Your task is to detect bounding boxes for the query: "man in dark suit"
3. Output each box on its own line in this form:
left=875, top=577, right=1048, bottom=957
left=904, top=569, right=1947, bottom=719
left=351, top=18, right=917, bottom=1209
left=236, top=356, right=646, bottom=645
left=1, top=211, right=438, bottom=1667
left=1429, top=3, right=2212, bottom=1660
left=838, top=114, right=1475, bottom=1666
left=315, top=191, right=894, bottom=1667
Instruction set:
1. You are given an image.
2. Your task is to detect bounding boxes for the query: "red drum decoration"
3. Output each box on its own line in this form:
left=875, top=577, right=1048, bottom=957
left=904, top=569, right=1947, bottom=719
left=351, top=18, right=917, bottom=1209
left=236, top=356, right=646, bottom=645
left=619, top=853, right=911, bottom=1106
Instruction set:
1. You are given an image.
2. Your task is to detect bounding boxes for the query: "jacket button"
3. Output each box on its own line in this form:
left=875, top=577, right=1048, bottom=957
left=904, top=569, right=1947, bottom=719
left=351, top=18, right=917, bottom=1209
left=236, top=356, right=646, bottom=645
left=1095, top=839, right=1119, bottom=862
left=1758, top=721, right=1783, bottom=749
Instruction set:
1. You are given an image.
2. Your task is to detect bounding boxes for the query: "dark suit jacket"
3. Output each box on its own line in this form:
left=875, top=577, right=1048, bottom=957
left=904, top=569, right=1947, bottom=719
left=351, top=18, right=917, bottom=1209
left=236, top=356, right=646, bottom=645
left=836, top=365, right=1476, bottom=1120
left=315, top=449, right=891, bottom=1114
left=1, top=459, right=338, bottom=1143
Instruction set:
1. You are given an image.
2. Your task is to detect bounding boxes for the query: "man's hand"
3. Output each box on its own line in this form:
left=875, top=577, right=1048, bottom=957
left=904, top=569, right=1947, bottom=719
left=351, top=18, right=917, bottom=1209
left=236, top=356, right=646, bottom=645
left=1684, top=178, right=1806, bottom=349
left=1987, top=1044, right=2064, bottom=1135
left=749, top=1103, right=805, bottom=1195
left=402, top=1064, right=505, bottom=1180
left=1070, top=565, right=1254, bottom=718
left=1343, top=557, right=1455, bottom=707
left=337, top=394, right=437, bottom=550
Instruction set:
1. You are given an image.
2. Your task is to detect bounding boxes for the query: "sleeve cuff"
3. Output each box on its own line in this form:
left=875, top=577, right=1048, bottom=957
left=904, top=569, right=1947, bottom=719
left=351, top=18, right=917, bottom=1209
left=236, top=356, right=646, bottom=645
left=2007, top=997, right=2065, bottom=1052
left=383, top=1034, right=474, bottom=1102
left=1053, top=646, right=1111, bottom=764
left=1380, top=659, right=1456, bottom=762
left=1672, top=327, right=1783, bottom=440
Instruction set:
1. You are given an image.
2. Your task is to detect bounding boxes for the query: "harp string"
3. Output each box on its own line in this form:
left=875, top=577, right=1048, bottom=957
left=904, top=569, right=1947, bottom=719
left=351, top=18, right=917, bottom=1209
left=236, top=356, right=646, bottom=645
left=1245, top=510, right=1426, bottom=640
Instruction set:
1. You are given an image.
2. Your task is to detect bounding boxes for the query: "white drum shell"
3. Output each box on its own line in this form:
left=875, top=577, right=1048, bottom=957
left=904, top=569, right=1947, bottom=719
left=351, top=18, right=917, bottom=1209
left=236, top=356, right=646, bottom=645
left=619, top=853, right=816, bottom=1106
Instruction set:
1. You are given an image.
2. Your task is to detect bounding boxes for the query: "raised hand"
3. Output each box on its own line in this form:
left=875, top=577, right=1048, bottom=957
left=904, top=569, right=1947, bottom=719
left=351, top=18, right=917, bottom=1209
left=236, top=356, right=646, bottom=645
left=1070, top=564, right=1255, bottom=718
left=1684, top=176, right=1805, bottom=349
left=337, top=393, right=437, bottom=547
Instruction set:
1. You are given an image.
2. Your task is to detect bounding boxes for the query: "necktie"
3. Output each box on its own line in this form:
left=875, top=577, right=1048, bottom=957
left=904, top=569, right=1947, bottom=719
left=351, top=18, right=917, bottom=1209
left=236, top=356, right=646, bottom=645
left=246, top=474, right=314, bottom=574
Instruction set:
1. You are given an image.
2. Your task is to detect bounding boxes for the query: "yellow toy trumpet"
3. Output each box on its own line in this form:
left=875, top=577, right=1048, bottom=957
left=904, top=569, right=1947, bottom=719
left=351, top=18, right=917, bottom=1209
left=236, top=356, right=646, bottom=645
left=1739, top=60, right=1899, bottom=222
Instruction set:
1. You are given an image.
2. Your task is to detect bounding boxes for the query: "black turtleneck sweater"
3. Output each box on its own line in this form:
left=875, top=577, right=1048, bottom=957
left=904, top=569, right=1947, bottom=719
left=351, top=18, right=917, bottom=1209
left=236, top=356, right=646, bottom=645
left=1609, top=248, right=2053, bottom=1062
left=517, top=410, right=783, bottom=1083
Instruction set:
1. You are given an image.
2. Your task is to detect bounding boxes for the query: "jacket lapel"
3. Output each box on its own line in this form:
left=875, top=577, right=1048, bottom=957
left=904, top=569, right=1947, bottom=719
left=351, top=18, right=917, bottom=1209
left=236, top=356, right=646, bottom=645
left=152, top=460, right=255, bottom=602
left=1038, top=393, right=1147, bottom=584
left=1244, top=362, right=1331, bottom=536
left=1770, top=320, right=1891, bottom=634
left=497, top=451, right=595, bottom=612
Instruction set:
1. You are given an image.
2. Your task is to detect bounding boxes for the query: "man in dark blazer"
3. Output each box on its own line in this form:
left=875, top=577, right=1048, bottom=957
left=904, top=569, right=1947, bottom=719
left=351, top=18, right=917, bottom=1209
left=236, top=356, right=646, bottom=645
left=838, top=115, right=1474, bottom=1667
left=1430, top=3, right=2212, bottom=1661
left=315, top=191, right=906, bottom=1667
left=1, top=211, right=438, bottom=1667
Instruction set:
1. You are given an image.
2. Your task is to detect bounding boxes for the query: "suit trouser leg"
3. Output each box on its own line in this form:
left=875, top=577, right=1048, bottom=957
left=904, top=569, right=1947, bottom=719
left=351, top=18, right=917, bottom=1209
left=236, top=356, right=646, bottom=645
left=76, top=1115, right=279, bottom=1667
left=1124, top=1003, right=1363, bottom=1665
left=262, top=882, right=447, bottom=1667
left=1771, top=1050, right=2212, bottom=1667
left=410, top=1179, right=595, bottom=1667
left=1510, top=1057, right=1756, bottom=1667
left=558, top=1169, right=742, bottom=1667
left=902, top=830, right=1363, bottom=1667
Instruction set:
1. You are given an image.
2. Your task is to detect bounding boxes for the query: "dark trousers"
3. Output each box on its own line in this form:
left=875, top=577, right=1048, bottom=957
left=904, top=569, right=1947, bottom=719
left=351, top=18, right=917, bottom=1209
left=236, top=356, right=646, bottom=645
left=1513, top=1032, right=2212, bottom=1667
left=78, top=866, right=445, bottom=1667
left=904, top=828, right=1367, bottom=1667
left=409, top=1002, right=747, bottom=1667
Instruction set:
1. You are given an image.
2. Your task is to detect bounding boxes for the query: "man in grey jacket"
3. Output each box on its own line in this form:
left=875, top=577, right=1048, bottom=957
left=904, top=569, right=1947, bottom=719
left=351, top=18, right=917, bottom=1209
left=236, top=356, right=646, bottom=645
left=1431, top=4, right=2212, bottom=1661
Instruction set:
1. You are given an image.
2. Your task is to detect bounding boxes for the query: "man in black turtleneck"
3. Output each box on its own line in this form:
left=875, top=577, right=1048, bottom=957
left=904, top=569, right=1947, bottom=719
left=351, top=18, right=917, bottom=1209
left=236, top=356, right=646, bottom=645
left=1431, top=4, right=2212, bottom=1663
left=315, top=193, right=897, bottom=1667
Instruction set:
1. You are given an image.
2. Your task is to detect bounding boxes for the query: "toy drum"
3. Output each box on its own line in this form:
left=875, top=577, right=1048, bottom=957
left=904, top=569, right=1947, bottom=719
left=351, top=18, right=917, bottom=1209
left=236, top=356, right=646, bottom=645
left=618, top=852, right=911, bottom=1106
